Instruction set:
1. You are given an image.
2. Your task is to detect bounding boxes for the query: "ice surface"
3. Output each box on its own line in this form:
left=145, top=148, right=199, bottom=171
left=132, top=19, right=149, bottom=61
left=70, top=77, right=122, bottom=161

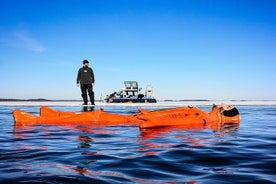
left=1, top=100, right=276, bottom=106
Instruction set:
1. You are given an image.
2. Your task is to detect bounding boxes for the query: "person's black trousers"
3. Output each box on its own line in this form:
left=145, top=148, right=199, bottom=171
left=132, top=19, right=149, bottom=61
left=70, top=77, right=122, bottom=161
left=80, top=84, right=94, bottom=105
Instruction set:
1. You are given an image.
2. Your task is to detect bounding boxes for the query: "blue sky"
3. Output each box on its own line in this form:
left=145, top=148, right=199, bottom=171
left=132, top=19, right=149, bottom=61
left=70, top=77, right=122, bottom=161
left=0, top=0, right=275, bottom=100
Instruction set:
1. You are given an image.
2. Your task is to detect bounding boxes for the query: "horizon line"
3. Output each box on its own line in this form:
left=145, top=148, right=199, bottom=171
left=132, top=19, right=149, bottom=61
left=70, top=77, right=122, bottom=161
left=1, top=98, right=276, bottom=102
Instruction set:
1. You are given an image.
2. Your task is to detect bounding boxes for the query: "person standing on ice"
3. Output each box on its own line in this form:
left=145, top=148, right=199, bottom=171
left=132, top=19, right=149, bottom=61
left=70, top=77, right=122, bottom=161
left=76, top=60, right=95, bottom=105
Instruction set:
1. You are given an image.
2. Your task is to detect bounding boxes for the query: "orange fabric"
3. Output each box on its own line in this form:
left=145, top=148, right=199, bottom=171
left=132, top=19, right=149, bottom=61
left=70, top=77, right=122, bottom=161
left=13, top=106, right=240, bottom=128
left=14, top=106, right=139, bottom=126
left=137, top=107, right=213, bottom=128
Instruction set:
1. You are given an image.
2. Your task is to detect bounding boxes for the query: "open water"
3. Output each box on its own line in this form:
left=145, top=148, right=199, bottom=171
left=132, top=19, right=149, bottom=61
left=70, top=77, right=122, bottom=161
left=0, top=105, right=275, bottom=183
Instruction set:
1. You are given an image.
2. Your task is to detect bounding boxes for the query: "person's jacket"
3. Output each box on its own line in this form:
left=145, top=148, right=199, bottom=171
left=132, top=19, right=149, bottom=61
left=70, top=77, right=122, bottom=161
left=77, top=66, right=95, bottom=84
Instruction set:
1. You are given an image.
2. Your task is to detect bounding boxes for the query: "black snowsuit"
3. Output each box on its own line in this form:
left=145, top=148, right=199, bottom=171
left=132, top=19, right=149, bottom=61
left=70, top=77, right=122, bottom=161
left=76, top=66, right=95, bottom=105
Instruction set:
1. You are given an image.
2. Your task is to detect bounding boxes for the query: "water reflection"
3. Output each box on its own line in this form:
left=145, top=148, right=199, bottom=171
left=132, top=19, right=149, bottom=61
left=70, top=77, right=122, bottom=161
left=12, top=120, right=240, bottom=183
left=13, top=124, right=37, bottom=139
left=138, top=123, right=240, bottom=155
left=78, top=136, right=93, bottom=148
left=140, top=123, right=240, bottom=140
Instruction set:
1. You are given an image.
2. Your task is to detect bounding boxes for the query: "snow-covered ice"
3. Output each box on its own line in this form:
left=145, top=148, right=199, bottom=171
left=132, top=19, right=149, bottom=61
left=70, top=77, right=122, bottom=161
left=1, top=100, right=276, bottom=107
